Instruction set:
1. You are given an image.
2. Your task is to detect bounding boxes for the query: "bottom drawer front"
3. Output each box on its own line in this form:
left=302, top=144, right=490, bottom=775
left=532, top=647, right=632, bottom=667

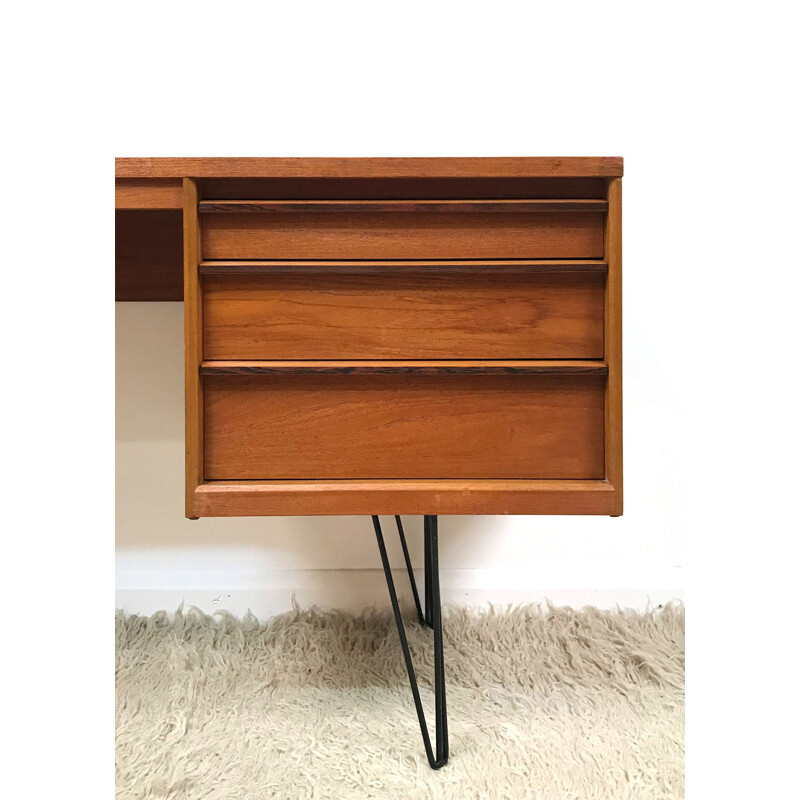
left=203, top=374, right=605, bottom=480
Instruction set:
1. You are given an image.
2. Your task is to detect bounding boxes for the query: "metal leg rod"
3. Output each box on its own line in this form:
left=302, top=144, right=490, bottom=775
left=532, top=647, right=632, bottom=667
left=426, top=515, right=448, bottom=760
left=423, top=515, right=434, bottom=627
left=372, top=514, right=449, bottom=769
left=394, top=515, right=425, bottom=626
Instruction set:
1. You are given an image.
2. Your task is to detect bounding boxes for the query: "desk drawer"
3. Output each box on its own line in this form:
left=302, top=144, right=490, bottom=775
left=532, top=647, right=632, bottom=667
left=202, top=265, right=605, bottom=360
left=203, top=372, right=605, bottom=480
left=199, top=200, right=606, bottom=260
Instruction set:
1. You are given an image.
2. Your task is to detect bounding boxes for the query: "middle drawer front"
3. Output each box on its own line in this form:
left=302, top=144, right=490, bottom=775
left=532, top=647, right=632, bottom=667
left=203, top=266, right=605, bottom=360
left=203, top=373, right=605, bottom=480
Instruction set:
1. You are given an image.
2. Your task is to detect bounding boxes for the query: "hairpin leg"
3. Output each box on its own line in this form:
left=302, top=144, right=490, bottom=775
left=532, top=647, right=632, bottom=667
left=372, top=514, right=449, bottom=769
left=423, top=515, right=434, bottom=627
left=394, top=515, right=426, bottom=626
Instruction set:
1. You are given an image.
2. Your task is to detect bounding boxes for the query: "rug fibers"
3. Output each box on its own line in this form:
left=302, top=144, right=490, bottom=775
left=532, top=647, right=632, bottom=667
left=116, top=603, right=684, bottom=799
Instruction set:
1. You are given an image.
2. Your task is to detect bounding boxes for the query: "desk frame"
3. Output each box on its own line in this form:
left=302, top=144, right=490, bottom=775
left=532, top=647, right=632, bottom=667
left=115, top=158, right=623, bottom=518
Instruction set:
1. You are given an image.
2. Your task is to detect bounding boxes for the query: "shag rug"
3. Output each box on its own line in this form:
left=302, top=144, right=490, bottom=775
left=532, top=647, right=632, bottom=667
left=116, top=603, right=684, bottom=800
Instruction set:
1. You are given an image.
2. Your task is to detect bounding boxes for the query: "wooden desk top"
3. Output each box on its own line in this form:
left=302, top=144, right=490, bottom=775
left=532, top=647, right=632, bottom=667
left=116, top=157, right=623, bottom=181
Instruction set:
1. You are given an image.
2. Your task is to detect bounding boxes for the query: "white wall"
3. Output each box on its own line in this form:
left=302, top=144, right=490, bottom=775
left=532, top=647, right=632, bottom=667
left=116, top=283, right=684, bottom=616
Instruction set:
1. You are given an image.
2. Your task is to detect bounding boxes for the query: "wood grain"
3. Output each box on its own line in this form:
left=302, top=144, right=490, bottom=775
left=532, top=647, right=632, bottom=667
left=115, top=179, right=183, bottom=209
left=203, top=374, right=605, bottom=481
left=202, top=210, right=605, bottom=260
left=115, top=210, right=182, bottom=301
left=200, top=360, right=608, bottom=375
left=116, top=157, right=624, bottom=179
left=202, top=270, right=605, bottom=359
left=183, top=179, right=202, bottom=518
left=193, top=479, right=619, bottom=516
left=605, top=178, right=623, bottom=515
left=199, top=199, right=608, bottom=213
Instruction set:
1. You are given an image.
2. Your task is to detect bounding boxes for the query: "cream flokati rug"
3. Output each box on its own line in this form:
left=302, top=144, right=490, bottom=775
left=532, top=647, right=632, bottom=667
left=116, top=603, right=684, bottom=800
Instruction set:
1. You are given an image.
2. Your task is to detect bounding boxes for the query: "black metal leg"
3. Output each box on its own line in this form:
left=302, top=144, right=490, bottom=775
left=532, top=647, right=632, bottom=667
left=394, top=515, right=426, bottom=626
left=372, top=514, right=449, bottom=769
left=423, top=516, right=434, bottom=627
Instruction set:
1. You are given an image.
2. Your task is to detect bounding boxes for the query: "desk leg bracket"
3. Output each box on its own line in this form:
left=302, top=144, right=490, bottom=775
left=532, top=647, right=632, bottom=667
left=372, top=514, right=449, bottom=769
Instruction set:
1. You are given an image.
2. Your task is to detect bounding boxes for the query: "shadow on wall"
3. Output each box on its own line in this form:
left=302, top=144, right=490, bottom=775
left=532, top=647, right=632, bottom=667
left=115, top=302, right=493, bottom=570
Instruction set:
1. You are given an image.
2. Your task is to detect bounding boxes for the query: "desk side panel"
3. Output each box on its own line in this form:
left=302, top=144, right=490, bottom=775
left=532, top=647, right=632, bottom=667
left=605, top=178, right=623, bottom=514
left=184, top=179, right=203, bottom=517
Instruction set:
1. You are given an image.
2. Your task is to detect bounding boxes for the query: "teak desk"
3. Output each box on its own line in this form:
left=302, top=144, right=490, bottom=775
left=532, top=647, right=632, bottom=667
left=116, top=156, right=623, bottom=768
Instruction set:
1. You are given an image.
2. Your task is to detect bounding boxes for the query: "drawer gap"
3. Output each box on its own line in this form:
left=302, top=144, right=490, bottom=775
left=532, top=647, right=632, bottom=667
left=200, top=360, right=608, bottom=375
left=199, top=199, right=608, bottom=213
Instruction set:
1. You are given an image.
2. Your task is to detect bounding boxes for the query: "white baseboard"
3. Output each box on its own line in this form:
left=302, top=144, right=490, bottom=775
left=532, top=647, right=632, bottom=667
left=116, top=568, right=684, bottom=619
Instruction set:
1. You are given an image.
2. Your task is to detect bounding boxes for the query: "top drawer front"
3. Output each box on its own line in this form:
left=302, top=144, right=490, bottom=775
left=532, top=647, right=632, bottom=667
left=200, top=200, right=606, bottom=260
